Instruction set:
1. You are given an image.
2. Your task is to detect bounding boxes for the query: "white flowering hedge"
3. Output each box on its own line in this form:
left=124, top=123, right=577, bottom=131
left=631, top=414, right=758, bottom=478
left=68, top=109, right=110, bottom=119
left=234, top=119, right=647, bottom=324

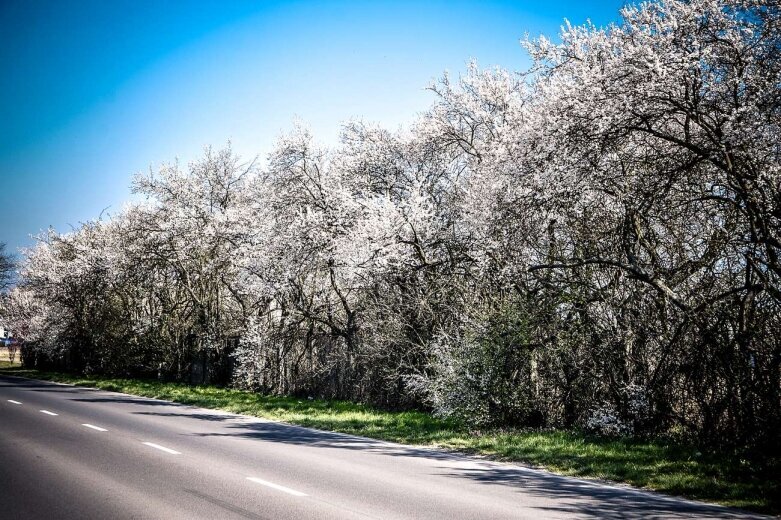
left=3, top=0, right=780, bottom=453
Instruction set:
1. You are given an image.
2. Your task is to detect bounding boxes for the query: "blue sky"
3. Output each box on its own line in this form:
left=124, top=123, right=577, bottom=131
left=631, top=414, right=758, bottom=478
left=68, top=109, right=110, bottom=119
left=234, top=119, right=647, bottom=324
left=0, top=0, right=625, bottom=255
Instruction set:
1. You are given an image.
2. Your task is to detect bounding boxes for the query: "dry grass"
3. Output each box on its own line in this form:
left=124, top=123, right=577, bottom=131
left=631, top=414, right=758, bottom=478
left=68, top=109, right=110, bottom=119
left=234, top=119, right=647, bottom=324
left=0, top=348, right=20, bottom=364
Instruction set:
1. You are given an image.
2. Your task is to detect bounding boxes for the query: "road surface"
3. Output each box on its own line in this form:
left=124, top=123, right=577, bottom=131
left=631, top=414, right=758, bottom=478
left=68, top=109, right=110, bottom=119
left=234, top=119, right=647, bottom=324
left=0, top=374, right=765, bottom=519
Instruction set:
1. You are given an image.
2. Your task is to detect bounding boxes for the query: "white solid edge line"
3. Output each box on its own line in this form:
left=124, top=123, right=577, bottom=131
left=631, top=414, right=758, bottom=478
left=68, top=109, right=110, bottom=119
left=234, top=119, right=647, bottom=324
left=7, top=400, right=22, bottom=404
left=142, top=442, right=181, bottom=455
left=82, top=424, right=107, bottom=432
left=246, top=477, right=308, bottom=497
left=39, top=410, right=58, bottom=416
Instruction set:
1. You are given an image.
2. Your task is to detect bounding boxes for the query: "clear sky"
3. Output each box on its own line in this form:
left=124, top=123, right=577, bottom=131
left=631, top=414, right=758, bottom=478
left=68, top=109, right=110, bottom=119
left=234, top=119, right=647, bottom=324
left=0, top=0, right=625, bottom=256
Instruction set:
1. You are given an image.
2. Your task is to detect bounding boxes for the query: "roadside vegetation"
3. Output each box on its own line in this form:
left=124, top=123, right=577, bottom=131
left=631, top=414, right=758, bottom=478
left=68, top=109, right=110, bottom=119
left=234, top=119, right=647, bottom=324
left=2, top=1, right=780, bottom=515
left=1, top=362, right=777, bottom=515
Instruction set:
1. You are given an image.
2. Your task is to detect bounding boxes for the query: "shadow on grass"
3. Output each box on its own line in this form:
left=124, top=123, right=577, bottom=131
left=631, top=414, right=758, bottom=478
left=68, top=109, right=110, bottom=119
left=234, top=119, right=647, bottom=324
left=0, top=366, right=777, bottom=515
left=129, top=410, right=768, bottom=519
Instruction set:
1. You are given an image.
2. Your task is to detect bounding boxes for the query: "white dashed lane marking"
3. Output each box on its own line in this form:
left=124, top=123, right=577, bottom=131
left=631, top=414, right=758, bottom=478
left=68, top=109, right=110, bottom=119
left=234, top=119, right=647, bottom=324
left=39, top=410, right=58, bottom=416
left=82, top=424, right=108, bottom=432
left=246, top=477, right=308, bottom=497
left=142, top=442, right=181, bottom=455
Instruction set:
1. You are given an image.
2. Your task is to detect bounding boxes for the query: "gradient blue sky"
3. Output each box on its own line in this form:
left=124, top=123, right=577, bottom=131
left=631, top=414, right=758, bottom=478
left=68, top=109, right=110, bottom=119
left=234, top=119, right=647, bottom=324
left=0, top=0, right=625, bottom=255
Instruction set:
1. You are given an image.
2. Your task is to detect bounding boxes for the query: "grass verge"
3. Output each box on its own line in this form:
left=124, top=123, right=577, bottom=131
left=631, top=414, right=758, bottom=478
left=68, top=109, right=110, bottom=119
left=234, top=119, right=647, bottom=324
left=0, top=361, right=777, bottom=515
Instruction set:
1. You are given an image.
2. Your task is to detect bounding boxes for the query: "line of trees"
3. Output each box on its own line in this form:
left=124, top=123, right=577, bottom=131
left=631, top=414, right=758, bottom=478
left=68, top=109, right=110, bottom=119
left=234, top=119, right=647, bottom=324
left=0, top=243, right=14, bottom=292
left=2, top=0, right=779, bottom=456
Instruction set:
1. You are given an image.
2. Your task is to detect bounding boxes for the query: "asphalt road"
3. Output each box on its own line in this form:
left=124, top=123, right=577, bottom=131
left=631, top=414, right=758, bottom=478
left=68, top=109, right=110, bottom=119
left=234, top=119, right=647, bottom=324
left=0, top=375, right=766, bottom=520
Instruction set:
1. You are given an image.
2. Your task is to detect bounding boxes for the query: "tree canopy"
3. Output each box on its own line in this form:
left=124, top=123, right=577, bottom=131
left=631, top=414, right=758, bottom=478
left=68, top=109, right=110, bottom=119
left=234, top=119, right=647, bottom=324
left=3, top=0, right=779, bottom=457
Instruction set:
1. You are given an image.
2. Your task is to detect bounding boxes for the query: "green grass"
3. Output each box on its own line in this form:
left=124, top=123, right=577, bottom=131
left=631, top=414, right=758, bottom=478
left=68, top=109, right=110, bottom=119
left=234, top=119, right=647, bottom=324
left=1, top=361, right=777, bottom=515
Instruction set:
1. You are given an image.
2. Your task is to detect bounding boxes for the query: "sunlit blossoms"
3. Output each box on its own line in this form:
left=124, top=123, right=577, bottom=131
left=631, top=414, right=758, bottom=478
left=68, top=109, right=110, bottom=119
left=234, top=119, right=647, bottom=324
left=3, top=0, right=779, bottom=455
